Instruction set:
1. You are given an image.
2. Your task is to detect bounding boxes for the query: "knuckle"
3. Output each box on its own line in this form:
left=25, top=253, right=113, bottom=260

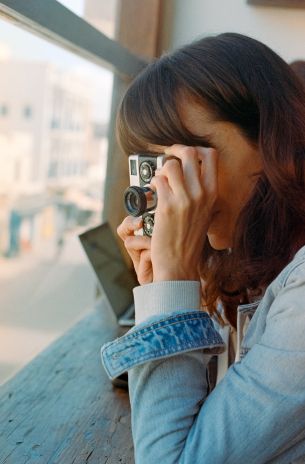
left=179, top=196, right=191, bottom=211
left=153, top=174, right=165, bottom=185
left=167, top=158, right=179, bottom=167
left=116, top=223, right=125, bottom=239
left=182, top=146, right=197, bottom=158
left=124, top=236, right=133, bottom=248
left=167, top=143, right=181, bottom=152
left=193, top=189, right=204, bottom=202
left=159, top=202, right=173, bottom=215
left=166, top=144, right=198, bottom=159
left=208, top=147, right=217, bottom=155
left=118, top=216, right=129, bottom=231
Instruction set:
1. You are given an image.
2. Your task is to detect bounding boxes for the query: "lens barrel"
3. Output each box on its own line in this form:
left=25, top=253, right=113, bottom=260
left=124, top=186, right=157, bottom=217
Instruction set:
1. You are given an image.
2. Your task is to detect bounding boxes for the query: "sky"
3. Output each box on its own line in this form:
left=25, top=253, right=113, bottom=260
left=0, top=0, right=113, bottom=122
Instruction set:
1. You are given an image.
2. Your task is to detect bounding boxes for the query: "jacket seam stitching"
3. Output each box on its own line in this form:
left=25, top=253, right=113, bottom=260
left=137, top=311, right=209, bottom=327
left=281, top=257, right=305, bottom=287
left=110, top=334, right=224, bottom=358
left=108, top=314, right=215, bottom=345
left=109, top=342, right=225, bottom=369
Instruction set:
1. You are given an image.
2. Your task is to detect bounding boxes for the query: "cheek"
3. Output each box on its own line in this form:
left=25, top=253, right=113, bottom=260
left=215, top=161, right=237, bottom=209
left=216, top=159, right=255, bottom=214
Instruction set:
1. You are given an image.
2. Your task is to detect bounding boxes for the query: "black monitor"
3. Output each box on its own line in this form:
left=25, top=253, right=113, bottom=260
left=79, top=222, right=138, bottom=318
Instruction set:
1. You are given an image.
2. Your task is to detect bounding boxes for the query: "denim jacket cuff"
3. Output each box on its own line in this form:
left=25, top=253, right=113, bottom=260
left=101, top=311, right=225, bottom=380
left=134, top=280, right=201, bottom=325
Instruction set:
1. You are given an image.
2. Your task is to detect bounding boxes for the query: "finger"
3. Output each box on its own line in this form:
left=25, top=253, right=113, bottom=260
left=157, top=159, right=186, bottom=197
left=164, top=145, right=202, bottom=198
left=124, top=235, right=151, bottom=271
left=117, top=216, right=143, bottom=241
left=124, top=246, right=141, bottom=270
left=197, top=147, right=218, bottom=201
left=138, top=249, right=153, bottom=282
left=149, top=174, right=173, bottom=207
left=124, top=235, right=151, bottom=251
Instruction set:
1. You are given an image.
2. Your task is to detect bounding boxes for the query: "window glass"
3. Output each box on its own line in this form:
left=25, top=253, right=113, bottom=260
left=59, top=0, right=118, bottom=39
left=0, top=17, right=113, bottom=384
left=23, top=105, right=33, bottom=119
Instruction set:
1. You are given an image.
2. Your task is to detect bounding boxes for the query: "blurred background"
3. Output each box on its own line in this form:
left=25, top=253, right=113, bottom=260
left=1, top=0, right=305, bottom=384
left=0, top=0, right=117, bottom=383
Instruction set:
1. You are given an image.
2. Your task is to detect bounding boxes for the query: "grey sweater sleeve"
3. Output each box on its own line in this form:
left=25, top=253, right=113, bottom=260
left=133, top=280, right=201, bottom=325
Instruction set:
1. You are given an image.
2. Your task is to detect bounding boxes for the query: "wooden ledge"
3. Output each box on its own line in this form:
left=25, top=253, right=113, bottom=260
left=0, top=299, right=134, bottom=463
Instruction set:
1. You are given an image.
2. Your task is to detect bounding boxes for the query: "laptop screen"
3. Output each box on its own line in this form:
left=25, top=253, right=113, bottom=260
left=79, top=222, right=138, bottom=318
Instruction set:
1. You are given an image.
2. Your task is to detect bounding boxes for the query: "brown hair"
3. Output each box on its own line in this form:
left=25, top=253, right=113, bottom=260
left=291, top=60, right=305, bottom=87
left=117, top=33, right=305, bottom=329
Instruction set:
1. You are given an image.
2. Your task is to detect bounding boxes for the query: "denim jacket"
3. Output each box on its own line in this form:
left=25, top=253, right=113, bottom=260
left=101, top=245, right=305, bottom=464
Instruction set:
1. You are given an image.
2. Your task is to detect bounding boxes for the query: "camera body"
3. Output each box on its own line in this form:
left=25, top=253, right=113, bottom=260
left=124, top=153, right=165, bottom=236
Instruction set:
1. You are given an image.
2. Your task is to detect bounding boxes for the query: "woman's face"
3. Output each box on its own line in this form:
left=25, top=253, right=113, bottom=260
left=148, top=99, right=262, bottom=250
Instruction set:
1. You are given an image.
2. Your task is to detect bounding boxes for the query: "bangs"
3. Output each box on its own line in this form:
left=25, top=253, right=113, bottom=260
left=116, top=58, right=207, bottom=155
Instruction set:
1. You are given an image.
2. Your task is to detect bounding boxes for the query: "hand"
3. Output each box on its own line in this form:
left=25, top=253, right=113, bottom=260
left=149, top=145, right=218, bottom=282
left=117, top=216, right=153, bottom=285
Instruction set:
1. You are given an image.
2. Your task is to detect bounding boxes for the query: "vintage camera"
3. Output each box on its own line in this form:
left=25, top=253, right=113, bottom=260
left=124, top=153, right=165, bottom=236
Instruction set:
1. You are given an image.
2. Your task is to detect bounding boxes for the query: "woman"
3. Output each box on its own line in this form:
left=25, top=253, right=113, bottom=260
left=101, top=33, right=305, bottom=463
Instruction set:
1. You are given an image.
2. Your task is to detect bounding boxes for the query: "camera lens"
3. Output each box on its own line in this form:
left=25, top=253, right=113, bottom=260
left=129, top=193, right=139, bottom=210
left=139, top=161, right=154, bottom=183
left=124, top=186, right=157, bottom=217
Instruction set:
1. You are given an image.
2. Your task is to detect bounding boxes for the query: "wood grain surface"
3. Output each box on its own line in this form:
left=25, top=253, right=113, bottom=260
left=0, top=298, right=134, bottom=464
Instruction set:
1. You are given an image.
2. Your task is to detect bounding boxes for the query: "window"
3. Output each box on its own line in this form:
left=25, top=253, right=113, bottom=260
left=58, top=0, right=118, bottom=39
left=23, top=105, right=33, bottom=119
left=0, top=15, right=114, bottom=384
left=0, top=104, right=8, bottom=116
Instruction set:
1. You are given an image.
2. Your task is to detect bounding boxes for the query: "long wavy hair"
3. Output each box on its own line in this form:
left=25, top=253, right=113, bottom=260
left=116, top=33, right=305, bottom=329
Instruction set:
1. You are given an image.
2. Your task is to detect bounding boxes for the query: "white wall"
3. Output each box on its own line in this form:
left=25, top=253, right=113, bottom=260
left=163, top=0, right=305, bottom=63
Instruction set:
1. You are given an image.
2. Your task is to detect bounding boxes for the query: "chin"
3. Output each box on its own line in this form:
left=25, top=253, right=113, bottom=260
left=207, top=233, right=232, bottom=251
left=207, top=212, right=233, bottom=251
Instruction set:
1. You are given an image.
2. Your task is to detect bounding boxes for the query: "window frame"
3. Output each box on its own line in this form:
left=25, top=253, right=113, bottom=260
left=0, top=0, right=147, bottom=78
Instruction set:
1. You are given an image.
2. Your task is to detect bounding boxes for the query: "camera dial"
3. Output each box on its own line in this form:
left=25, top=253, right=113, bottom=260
left=143, top=214, right=154, bottom=237
left=139, top=161, right=155, bottom=183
